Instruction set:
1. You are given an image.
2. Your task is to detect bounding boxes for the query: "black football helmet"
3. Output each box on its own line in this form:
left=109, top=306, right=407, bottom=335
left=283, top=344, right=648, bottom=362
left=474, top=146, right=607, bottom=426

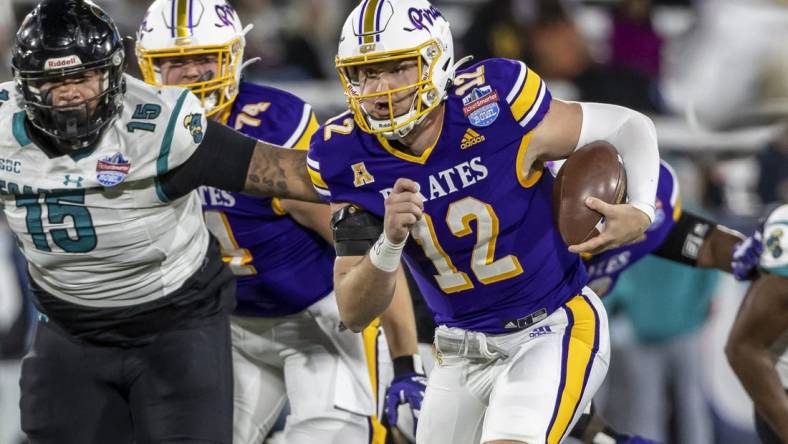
left=11, top=0, right=126, bottom=151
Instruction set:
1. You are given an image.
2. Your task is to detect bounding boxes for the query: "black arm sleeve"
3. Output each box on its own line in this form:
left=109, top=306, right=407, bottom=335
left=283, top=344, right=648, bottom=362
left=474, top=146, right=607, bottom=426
left=331, top=205, right=384, bottom=256
left=653, top=210, right=716, bottom=266
left=158, top=119, right=257, bottom=201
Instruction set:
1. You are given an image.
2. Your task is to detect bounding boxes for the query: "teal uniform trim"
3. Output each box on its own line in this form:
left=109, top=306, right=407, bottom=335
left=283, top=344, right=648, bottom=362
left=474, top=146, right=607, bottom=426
left=68, top=144, right=99, bottom=162
left=14, top=111, right=98, bottom=161
left=761, top=264, right=788, bottom=278
left=12, top=112, right=31, bottom=147
left=155, top=89, right=190, bottom=202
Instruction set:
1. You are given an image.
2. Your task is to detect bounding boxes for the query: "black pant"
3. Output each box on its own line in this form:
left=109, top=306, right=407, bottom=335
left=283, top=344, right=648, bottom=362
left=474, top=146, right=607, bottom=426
left=19, top=309, right=233, bottom=444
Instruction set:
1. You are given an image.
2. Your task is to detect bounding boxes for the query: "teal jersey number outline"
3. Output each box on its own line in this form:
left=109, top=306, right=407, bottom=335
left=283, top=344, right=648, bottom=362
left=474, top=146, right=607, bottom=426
left=13, top=186, right=97, bottom=253
left=127, top=103, right=162, bottom=133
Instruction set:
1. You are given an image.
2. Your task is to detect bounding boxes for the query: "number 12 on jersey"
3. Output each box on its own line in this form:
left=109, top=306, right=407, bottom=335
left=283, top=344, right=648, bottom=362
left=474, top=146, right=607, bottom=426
left=411, top=197, right=522, bottom=293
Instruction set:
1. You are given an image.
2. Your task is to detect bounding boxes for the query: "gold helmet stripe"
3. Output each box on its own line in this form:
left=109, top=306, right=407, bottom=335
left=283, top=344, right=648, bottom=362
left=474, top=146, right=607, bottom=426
left=362, top=0, right=382, bottom=44
left=175, top=0, right=191, bottom=38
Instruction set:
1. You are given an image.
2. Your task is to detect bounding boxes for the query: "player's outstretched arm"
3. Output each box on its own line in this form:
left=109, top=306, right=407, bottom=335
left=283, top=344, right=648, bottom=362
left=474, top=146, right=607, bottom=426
left=697, top=224, right=746, bottom=272
left=726, top=273, right=788, bottom=442
left=528, top=99, right=660, bottom=254
left=244, top=140, right=322, bottom=202
left=653, top=210, right=746, bottom=273
left=160, top=120, right=321, bottom=202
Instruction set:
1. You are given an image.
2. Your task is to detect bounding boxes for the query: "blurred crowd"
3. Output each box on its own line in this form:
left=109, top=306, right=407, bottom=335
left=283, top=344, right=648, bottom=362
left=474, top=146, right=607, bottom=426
left=2, top=0, right=782, bottom=214
left=0, top=0, right=787, bottom=443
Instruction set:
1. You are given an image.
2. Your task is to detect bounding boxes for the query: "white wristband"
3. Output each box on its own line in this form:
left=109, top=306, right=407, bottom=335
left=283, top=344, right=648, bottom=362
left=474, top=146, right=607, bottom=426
left=629, top=200, right=656, bottom=224
left=369, top=233, right=406, bottom=272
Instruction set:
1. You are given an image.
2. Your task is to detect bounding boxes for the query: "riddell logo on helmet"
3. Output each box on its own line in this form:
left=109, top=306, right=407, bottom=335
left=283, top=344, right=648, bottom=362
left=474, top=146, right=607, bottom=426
left=45, top=55, right=83, bottom=70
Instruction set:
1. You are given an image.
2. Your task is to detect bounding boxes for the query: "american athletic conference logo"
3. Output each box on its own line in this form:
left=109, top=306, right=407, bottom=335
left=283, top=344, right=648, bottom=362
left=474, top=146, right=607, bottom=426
left=96, top=152, right=131, bottom=187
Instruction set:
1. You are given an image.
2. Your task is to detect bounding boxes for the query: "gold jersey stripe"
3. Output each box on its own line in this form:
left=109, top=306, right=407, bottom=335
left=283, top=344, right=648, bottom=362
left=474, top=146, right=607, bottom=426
left=510, top=68, right=543, bottom=122
left=307, top=166, right=328, bottom=189
left=673, top=194, right=682, bottom=221
left=515, top=132, right=543, bottom=188
left=293, top=113, right=320, bottom=151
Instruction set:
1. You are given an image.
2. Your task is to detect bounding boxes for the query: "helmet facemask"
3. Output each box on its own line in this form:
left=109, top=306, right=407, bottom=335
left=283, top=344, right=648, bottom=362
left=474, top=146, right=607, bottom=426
left=137, top=38, right=244, bottom=120
left=14, top=52, right=126, bottom=151
left=337, top=39, right=447, bottom=139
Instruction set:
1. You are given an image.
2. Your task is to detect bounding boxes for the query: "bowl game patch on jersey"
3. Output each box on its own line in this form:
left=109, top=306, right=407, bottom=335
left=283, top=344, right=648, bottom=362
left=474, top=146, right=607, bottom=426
left=462, top=85, right=500, bottom=127
left=96, top=152, right=131, bottom=187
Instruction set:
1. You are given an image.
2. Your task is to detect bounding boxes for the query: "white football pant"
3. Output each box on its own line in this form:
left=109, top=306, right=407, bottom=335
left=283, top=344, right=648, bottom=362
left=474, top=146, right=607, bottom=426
left=231, top=292, right=389, bottom=444
left=417, top=288, right=610, bottom=444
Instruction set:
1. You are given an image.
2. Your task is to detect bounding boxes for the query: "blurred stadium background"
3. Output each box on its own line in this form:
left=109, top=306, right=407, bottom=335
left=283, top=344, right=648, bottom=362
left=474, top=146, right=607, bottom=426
left=0, top=0, right=786, bottom=443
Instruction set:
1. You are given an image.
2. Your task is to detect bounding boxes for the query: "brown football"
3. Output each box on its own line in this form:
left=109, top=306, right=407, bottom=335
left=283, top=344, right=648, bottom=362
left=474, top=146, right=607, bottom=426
left=552, top=141, right=627, bottom=246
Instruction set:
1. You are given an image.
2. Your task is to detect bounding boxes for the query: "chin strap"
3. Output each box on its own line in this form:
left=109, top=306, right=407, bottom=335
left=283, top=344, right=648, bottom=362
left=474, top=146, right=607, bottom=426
left=447, top=55, right=474, bottom=87
left=240, top=57, right=261, bottom=73
left=452, top=55, right=474, bottom=73
left=238, top=24, right=258, bottom=75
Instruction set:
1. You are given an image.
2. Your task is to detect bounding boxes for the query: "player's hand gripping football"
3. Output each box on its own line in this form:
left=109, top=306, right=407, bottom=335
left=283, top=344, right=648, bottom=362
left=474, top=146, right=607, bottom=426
left=384, top=178, right=424, bottom=244
left=568, top=197, right=651, bottom=255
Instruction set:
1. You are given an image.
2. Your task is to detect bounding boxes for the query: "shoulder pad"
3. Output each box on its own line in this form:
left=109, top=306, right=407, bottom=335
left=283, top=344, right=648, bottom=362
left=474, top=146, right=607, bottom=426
left=453, top=58, right=551, bottom=132
left=233, top=82, right=317, bottom=149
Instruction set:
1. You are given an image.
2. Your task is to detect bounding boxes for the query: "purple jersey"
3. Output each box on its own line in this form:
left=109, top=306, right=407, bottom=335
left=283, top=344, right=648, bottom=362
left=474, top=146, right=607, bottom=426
left=200, top=81, right=331, bottom=317
left=583, top=161, right=680, bottom=297
left=308, top=58, right=587, bottom=334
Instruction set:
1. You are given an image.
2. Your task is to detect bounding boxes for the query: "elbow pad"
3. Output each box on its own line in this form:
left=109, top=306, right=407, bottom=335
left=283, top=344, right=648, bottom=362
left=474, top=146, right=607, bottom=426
left=331, top=206, right=384, bottom=256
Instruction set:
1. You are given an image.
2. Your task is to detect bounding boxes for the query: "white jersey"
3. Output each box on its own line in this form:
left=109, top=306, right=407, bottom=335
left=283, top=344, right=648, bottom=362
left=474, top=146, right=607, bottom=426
left=0, top=75, right=209, bottom=308
left=760, top=204, right=788, bottom=386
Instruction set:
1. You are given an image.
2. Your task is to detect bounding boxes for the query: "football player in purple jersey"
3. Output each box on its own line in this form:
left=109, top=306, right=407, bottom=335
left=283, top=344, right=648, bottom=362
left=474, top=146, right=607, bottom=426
left=402, top=158, right=749, bottom=444
left=136, top=1, right=423, bottom=442
left=306, top=1, right=662, bottom=443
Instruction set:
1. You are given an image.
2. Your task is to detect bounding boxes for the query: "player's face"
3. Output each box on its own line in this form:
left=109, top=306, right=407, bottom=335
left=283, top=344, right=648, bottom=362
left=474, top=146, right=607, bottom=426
left=37, top=70, right=103, bottom=114
left=357, top=59, right=419, bottom=120
left=159, top=54, right=220, bottom=86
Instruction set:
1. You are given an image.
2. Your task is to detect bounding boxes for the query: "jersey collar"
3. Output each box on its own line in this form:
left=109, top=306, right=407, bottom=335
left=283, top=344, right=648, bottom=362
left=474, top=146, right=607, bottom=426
left=373, top=106, right=446, bottom=165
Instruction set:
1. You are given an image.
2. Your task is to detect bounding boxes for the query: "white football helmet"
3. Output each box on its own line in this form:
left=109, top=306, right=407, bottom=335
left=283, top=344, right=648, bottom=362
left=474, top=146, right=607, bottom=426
left=336, top=0, right=454, bottom=139
left=136, top=0, right=251, bottom=120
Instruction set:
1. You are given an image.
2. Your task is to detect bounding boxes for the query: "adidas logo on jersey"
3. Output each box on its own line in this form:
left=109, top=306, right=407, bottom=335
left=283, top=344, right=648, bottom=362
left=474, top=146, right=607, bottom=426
left=461, top=128, right=485, bottom=149
left=529, top=325, right=553, bottom=338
